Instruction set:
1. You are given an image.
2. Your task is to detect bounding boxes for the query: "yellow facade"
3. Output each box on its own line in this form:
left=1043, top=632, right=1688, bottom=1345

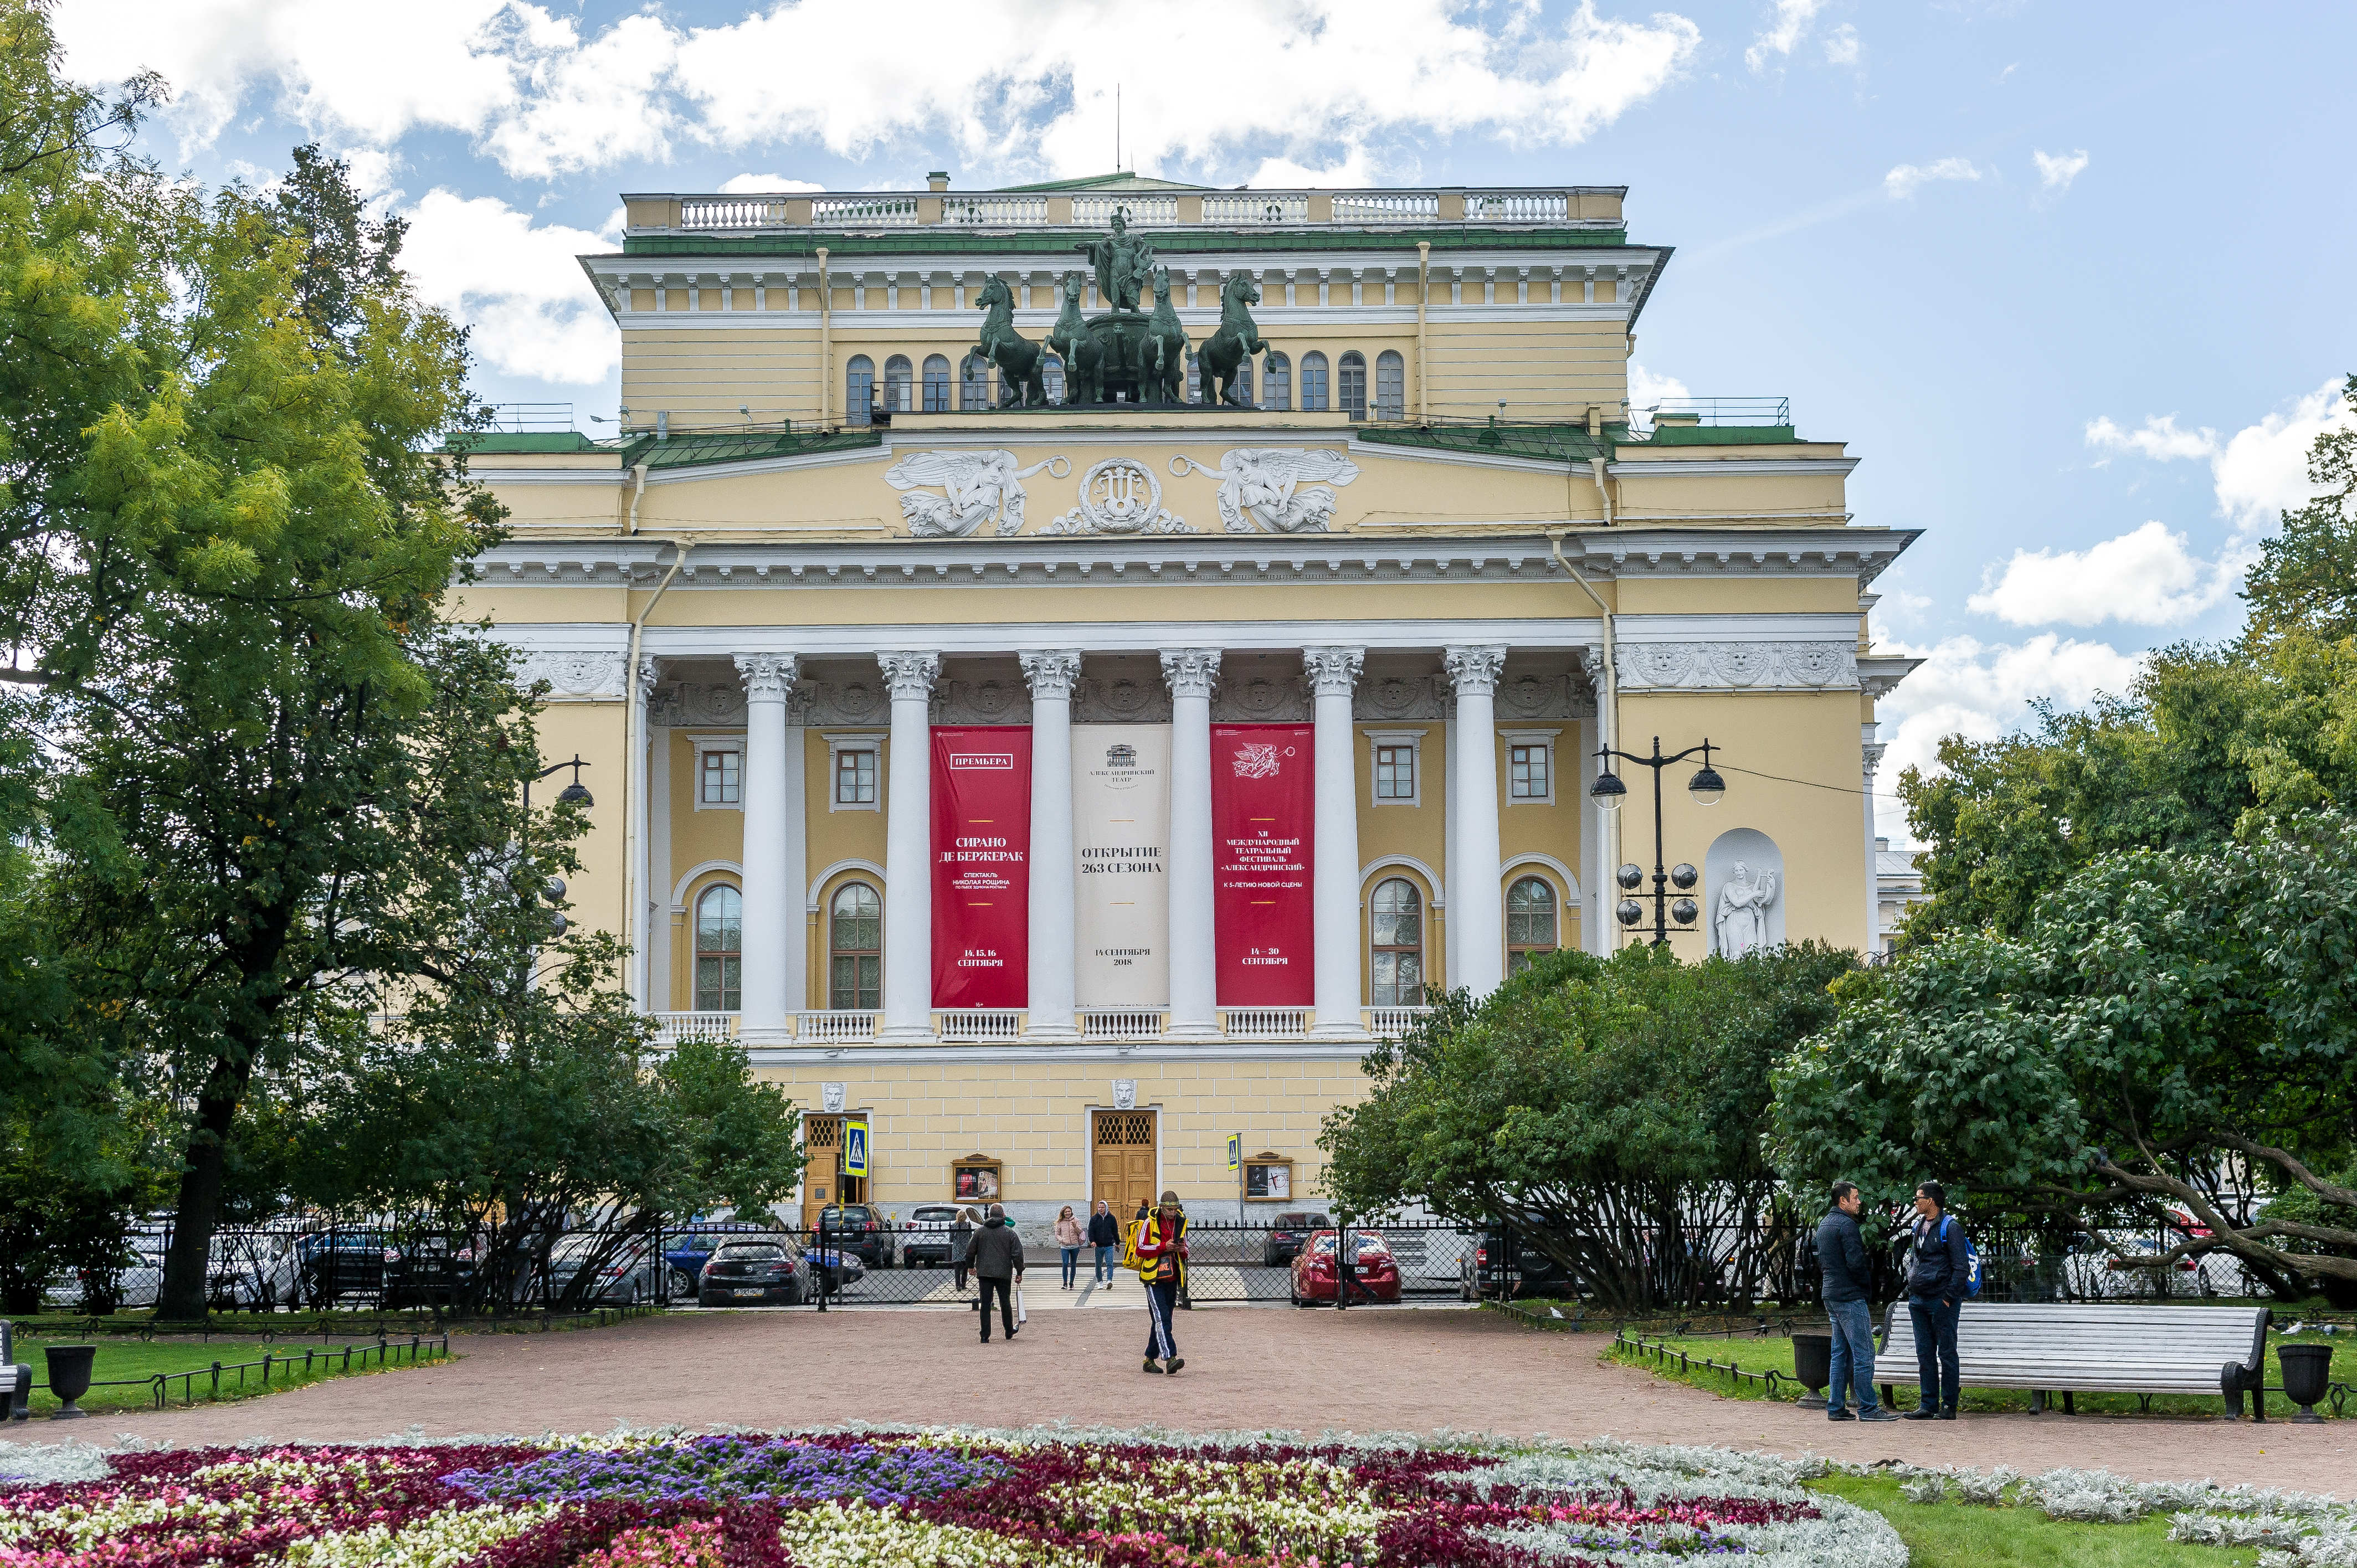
left=465, top=174, right=1919, bottom=1222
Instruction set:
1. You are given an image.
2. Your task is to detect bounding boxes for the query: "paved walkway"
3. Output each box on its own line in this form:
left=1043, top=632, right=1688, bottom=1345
left=95, top=1306, right=2350, bottom=1493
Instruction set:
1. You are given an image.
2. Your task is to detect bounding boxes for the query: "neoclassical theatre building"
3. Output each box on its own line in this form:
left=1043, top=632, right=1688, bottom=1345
left=458, top=173, right=1920, bottom=1227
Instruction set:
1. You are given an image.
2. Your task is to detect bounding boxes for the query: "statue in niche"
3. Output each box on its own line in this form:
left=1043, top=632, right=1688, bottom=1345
left=1713, top=862, right=1779, bottom=958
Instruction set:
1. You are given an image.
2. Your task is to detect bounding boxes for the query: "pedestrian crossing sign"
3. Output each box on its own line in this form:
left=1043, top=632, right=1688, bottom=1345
left=844, top=1119, right=870, bottom=1178
left=1227, top=1134, right=1240, bottom=1172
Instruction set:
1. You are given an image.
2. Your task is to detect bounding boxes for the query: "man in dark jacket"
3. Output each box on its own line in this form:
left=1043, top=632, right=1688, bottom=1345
left=1904, top=1180, right=1970, bottom=1418
left=969, top=1204, right=1026, bottom=1344
left=1815, top=1183, right=1896, bottom=1421
left=1087, top=1201, right=1121, bottom=1287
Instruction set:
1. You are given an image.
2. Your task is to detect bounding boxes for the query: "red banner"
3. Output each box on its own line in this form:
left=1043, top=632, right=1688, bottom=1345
left=1211, top=723, right=1314, bottom=1006
left=932, top=727, right=1031, bottom=1009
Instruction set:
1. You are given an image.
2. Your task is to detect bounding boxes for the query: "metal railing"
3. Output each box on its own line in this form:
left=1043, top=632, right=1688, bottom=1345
left=483, top=403, right=576, bottom=432
left=17, top=1334, right=450, bottom=1411
left=1642, top=397, right=1792, bottom=427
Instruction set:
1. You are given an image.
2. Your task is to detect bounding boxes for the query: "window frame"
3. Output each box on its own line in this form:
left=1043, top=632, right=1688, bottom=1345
left=693, top=882, right=744, bottom=1012
left=960, top=351, right=995, bottom=410
left=1501, top=728, right=1562, bottom=806
left=1374, top=350, right=1405, bottom=420
left=1364, top=727, right=1427, bottom=809
left=1300, top=351, right=1330, bottom=412
left=1506, top=873, right=1560, bottom=974
left=921, top=353, right=952, bottom=412
left=828, top=880, right=883, bottom=1011
left=1367, top=876, right=1425, bottom=1008
left=824, top=731, right=884, bottom=813
left=846, top=354, right=875, bottom=426
left=1338, top=350, right=1367, bottom=421
left=1262, top=352, right=1291, bottom=411
left=690, top=734, right=744, bottom=813
left=882, top=353, right=913, bottom=413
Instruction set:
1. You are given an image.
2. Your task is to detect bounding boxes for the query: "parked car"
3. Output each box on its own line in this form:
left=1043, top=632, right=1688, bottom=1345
left=664, top=1223, right=784, bottom=1295
left=1460, top=1227, right=1577, bottom=1302
left=698, top=1241, right=804, bottom=1307
left=805, top=1247, right=866, bottom=1293
left=543, top=1235, right=665, bottom=1305
left=294, top=1232, right=393, bottom=1306
left=1290, top=1230, right=1402, bottom=1306
left=901, top=1206, right=961, bottom=1267
left=384, top=1237, right=479, bottom=1307
left=44, top=1243, right=166, bottom=1312
left=814, top=1205, right=896, bottom=1268
left=1260, top=1212, right=1333, bottom=1268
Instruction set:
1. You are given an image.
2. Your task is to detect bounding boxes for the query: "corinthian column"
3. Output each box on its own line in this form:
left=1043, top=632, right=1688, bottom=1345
left=734, top=653, right=799, bottom=1043
left=1305, top=645, right=1366, bottom=1038
left=629, top=654, right=657, bottom=1012
left=1161, top=647, right=1221, bottom=1039
left=1445, top=644, right=1507, bottom=998
left=875, top=651, right=939, bottom=1042
left=1020, top=650, right=1083, bottom=1040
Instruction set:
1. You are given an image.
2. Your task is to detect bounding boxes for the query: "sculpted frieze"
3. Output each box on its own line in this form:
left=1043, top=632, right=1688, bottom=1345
left=1353, top=673, right=1447, bottom=722
left=885, top=450, right=1070, bottom=537
left=515, top=650, right=627, bottom=701
left=1073, top=672, right=1174, bottom=724
left=932, top=677, right=1034, bottom=727
left=1210, top=672, right=1310, bottom=723
left=1044, top=457, right=1192, bottom=536
left=1171, top=449, right=1360, bottom=534
left=1617, top=640, right=1860, bottom=692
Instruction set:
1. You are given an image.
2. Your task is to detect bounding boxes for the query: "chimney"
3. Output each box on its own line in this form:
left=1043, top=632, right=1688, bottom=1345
left=1875, top=836, right=1889, bottom=852
left=928, top=171, right=950, bottom=192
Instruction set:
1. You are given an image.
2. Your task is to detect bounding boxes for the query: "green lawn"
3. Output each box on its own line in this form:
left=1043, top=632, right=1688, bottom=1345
left=1811, top=1476, right=2263, bottom=1566
left=14, top=1335, right=449, bottom=1416
left=1608, top=1326, right=2354, bottom=1418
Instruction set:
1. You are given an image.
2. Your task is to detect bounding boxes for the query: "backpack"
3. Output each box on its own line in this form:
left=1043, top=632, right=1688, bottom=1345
left=1120, top=1219, right=1143, bottom=1273
left=1940, top=1216, right=1983, bottom=1298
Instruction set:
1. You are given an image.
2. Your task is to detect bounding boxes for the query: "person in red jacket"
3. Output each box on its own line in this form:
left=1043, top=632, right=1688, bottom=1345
left=1134, top=1190, right=1188, bottom=1374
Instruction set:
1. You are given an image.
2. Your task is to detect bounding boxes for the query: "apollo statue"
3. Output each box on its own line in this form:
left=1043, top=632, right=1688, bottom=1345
left=1713, top=862, right=1779, bottom=958
left=1074, top=209, right=1157, bottom=313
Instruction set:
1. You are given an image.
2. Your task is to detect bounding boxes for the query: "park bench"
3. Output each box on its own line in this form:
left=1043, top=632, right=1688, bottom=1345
left=1878, top=1302, right=2272, bottom=1418
left=0, top=1320, right=27, bottom=1420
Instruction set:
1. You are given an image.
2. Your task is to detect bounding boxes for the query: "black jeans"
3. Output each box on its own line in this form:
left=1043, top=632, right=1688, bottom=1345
left=1143, top=1279, right=1179, bottom=1360
left=1909, top=1295, right=1961, bottom=1412
left=978, top=1276, right=1016, bottom=1340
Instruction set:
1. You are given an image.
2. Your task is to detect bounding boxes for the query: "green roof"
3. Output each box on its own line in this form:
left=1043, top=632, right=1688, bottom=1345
left=1356, top=422, right=1626, bottom=464
left=449, top=431, right=605, bottom=454
left=618, top=427, right=884, bottom=470
left=1641, top=424, right=1798, bottom=445
left=998, top=172, right=1211, bottom=193
left=621, top=226, right=1628, bottom=260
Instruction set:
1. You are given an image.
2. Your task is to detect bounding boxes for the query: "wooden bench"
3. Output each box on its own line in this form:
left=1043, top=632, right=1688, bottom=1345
left=1878, top=1302, right=2272, bottom=1418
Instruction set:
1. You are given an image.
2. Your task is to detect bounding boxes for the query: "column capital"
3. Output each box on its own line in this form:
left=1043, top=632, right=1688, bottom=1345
left=635, top=653, right=660, bottom=702
left=733, top=652, right=798, bottom=702
left=1862, top=742, right=1888, bottom=776
left=1018, top=649, right=1083, bottom=697
left=1301, top=645, right=1365, bottom=697
left=1159, top=647, right=1223, bottom=698
left=876, top=650, right=940, bottom=696
left=1442, top=644, right=1508, bottom=696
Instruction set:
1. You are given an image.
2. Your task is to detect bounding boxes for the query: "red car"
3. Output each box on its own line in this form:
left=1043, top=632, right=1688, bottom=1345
left=1289, top=1230, right=1402, bottom=1306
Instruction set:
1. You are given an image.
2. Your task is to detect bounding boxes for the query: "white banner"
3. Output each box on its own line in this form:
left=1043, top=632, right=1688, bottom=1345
left=1072, top=724, right=1171, bottom=1007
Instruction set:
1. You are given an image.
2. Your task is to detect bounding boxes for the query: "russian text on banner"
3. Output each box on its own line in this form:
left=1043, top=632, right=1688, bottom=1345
left=932, top=726, right=1031, bottom=1008
left=1073, top=724, right=1172, bottom=1007
left=1211, top=723, right=1314, bottom=1005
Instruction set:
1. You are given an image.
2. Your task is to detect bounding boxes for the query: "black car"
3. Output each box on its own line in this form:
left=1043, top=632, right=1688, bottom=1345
left=699, top=1240, right=804, bottom=1306
left=814, top=1205, right=896, bottom=1268
left=1261, top=1211, right=1334, bottom=1268
left=1461, top=1226, right=1578, bottom=1302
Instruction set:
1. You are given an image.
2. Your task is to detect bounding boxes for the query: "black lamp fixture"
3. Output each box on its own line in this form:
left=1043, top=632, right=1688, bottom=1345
left=1590, top=736, right=1726, bottom=948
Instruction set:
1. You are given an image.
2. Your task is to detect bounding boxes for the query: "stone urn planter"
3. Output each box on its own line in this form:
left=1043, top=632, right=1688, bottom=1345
left=2278, top=1343, right=2335, bottom=1424
left=43, top=1345, right=96, bottom=1420
left=1790, top=1331, right=1832, bottom=1409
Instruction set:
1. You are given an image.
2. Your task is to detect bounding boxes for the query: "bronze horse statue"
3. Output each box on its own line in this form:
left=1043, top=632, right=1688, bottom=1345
left=1197, top=271, right=1266, bottom=408
left=1133, top=267, right=1190, bottom=405
left=1045, top=270, right=1102, bottom=406
left=973, top=274, right=1047, bottom=408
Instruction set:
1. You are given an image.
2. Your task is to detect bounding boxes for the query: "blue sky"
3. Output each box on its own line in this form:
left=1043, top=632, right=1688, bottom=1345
left=53, top=0, right=2357, bottom=808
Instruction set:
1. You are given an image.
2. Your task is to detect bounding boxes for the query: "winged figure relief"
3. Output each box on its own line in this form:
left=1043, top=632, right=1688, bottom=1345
left=883, top=450, right=1070, bottom=537
left=1174, top=449, right=1362, bottom=534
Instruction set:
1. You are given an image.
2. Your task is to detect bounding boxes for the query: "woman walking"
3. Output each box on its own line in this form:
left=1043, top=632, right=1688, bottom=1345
left=1054, top=1205, right=1085, bottom=1289
left=1135, top=1190, right=1189, bottom=1375
left=951, top=1205, right=977, bottom=1294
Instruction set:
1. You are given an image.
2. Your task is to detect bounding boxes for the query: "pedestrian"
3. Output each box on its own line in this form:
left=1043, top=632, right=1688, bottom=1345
left=951, top=1205, right=977, bottom=1294
left=1088, top=1200, right=1121, bottom=1287
left=1903, top=1180, right=1969, bottom=1420
left=1816, top=1181, right=1897, bottom=1422
left=969, top=1202, right=1025, bottom=1343
left=1135, top=1189, right=1188, bottom=1375
left=1055, top=1205, right=1084, bottom=1289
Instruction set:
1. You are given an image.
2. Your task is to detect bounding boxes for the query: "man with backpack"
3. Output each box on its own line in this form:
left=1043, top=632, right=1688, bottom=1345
left=1904, top=1180, right=1972, bottom=1420
left=1815, top=1181, right=1897, bottom=1421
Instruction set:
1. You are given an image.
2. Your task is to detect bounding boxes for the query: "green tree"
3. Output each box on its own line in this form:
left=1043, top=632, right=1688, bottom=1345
left=658, top=1036, right=807, bottom=1220
left=1319, top=943, right=1855, bottom=1312
left=2242, top=374, right=2357, bottom=647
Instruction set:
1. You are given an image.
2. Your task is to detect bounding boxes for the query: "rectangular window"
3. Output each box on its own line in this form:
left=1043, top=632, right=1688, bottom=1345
left=700, top=748, right=741, bottom=805
left=835, top=748, right=877, bottom=805
left=1509, top=744, right=1550, bottom=800
left=1375, top=745, right=1416, bottom=800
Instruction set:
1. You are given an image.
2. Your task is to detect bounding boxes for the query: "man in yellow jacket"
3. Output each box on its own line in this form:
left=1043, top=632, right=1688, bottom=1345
left=1134, top=1190, right=1188, bottom=1374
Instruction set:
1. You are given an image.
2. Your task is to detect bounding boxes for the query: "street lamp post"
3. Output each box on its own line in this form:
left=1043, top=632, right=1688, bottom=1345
left=1589, top=736, right=1726, bottom=948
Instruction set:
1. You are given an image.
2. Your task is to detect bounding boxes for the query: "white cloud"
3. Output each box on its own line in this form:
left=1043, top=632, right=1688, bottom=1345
left=2085, top=381, right=2355, bottom=531
left=1883, top=157, right=1981, bottom=199
left=1626, top=362, right=1690, bottom=431
left=1872, top=631, right=2146, bottom=783
left=1966, top=520, right=2240, bottom=628
left=2084, top=412, right=2216, bottom=463
left=400, top=191, right=621, bottom=384
left=719, top=173, right=828, bottom=194
left=1745, top=0, right=1826, bottom=70
left=476, top=9, right=680, bottom=179
left=1822, top=23, right=1860, bottom=65
left=2033, top=147, right=2089, bottom=191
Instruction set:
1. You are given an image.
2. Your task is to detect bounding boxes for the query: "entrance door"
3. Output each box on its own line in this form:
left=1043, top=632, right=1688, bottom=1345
left=802, top=1115, right=860, bottom=1228
left=1091, top=1109, right=1159, bottom=1219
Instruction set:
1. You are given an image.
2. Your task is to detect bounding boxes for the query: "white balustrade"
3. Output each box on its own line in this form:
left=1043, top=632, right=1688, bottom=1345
left=798, top=1010, right=877, bottom=1043
left=1201, top=193, right=1308, bottom=224
left=1466, top=191, right=1571, bottom=223
left=1332, top=192, right=1440, bottom=222
left=1081, top=1009, right=1167, bottom=1041
left=677, top=198, right=791, bottom=230
left=947, top=196, right=1047, bottom=226
left=1367, top=1006, right=1432, bottom=1039
left=938, top=1009, right=1024, bottom=1042
left=1224, top=1007, right=1310, bottom=1040
left=812, top=196, right=921, bottom=226
left=650, top=1011, right=738, bottom=1045
left=1072, top=194, right=1178, bottom=227
left=664, top=188, right=1593, bottom=233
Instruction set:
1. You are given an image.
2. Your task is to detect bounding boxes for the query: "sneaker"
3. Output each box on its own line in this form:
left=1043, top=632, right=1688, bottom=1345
left=1826, top=1408, right=1857, bottom=1422
left=1143, top=1358, right=1163, bottom=1374
left=1164, top=1358, right=1184, bottom=1375
left=1859, top=1408, right=1901, bottom=1423
left=1902, top=1408, right=1940, bottom=1421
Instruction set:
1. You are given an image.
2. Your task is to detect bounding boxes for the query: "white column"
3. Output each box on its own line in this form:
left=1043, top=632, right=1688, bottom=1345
left=779, top=707, right=807, bottom=1016
left=1445, top=645, right=1507, bottom=997
left=1305, top=645, right=1365, bottom=1038
left=877, top=651, right=939, bottom=1042
left=629, top=655, right=656, bottom=1010
left=647, top=680, right=674, bottom=1010
left=1162, top=647, right=1221, bottom=1039
left=1862, top=723, right=1887, bottom=957
left=1578, top=711, right=1603, bottom=955
left=1020, top=650, right=1082, bottom=1040
left=734, top=654, right=798, bottom=1043
left=1442, top=705, right=1459, bottom=989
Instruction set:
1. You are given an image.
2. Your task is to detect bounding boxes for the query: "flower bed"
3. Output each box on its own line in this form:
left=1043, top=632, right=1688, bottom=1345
left=0, top=1429, right=1903, bottom=1568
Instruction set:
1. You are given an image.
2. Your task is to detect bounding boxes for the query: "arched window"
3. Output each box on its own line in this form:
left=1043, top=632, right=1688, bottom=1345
left=694, top=885, right=743, bottom=1011
left=1233, top=354, right=1255, bottom=407
left=1042, top=352, right=1066, bottom=405
left=1300, top=351, right=1330, bottom=412
left=1369, top=878, right=1424, bottom=1006
left=1338, top=351, right=1367, bottom=420
left=1507, top=877, right=1558, bottom=973
left=921, top=354, right=952, bottom=412
left=846, top=355, right=874, bottom=427
left=961, top=352, right=995, bottom=410
left=882, top=354, right=913, bottom=413
left=829, top=882, right=882, bottom=1010
left=1375, top=351, right=1405, bottom=420
left=1263, top=352, right=1291, bottom=411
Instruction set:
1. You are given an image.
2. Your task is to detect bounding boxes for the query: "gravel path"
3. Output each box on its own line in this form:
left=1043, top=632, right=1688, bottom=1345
left=91, top=1306, right=2351, bottom=1492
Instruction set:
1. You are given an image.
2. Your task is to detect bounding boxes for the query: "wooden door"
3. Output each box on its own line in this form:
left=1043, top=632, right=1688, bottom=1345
left=801, top=1115, right=843, bottom=1229
left=1091, top=1110, right=1158, bottom=1219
